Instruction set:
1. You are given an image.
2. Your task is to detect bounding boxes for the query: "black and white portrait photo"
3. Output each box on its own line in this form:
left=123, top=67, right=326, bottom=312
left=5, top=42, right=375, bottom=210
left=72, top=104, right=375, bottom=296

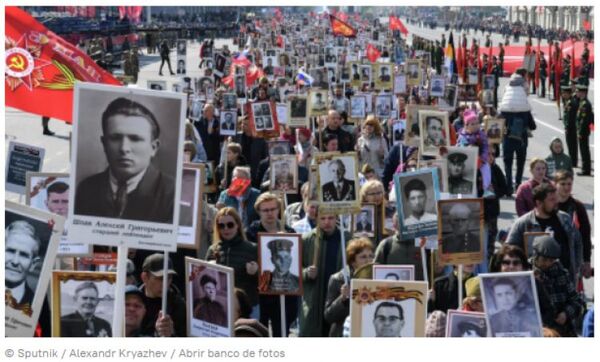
left=309, top=90, right=328, bottom=116
left=310, top=67, right=329, bottom=89
left=276, top=103, right=288, bottom=126
left=429, top=75, right=446, bottom=97
left=483, top=74, right=495, bottom=90
left=375, top=94, right=392, bottom=119
left=350, top=62, right=361, bottom=86
left=467, top=67, right=478, bottom=85
left=222, top=93, right=237, bottom=111
left=360, top=64, right=372, bottom=83
left=220, top=111, right=237, bottom=136
left=392, top=119, right=406, bottom=144
left=443, top=146, right=479, bottom=196
left=485, top=117, right=505, bottom=144
left=318, top=155, right=358, bottom=203
left=5, top=202, right=64, bottom=337
left=234, top=75, right=246, bottom=99
left=270, top=155, right=298, bottom=194
left=438, top=198, right=484, bottom=265
left=419, top=110, right=450, bottom=156
left=406, top=60, right=421, bottom=86
left=251, top=102, right=275, bottom=132
left=350, top=95, right=366, bottom=119
left=353, top=204, right=375, bottom=237
left=394, top=73, right=407, bottom=94
left=178, top=165, right=202, bottom=249
left=375, top=63, right=392, bottom=90
left=479, top=271, right=543, bottom=337
left=186, top=258, right=234, bottom=337
left=176, top=40, right=187, bottom=56
left=147, top=80, right=166, bottom=91
left=69, top=83, right=185, bottom=251
left=176, top=59, right=186, bottom=75
left=372, top=265, right=415, bottom=281
left=258, top=234, right=302, bottom=295
left=268, top=141, right=291, bottom=156
left=481, top=89, right=494, bottom=107
left=288, top=96, right=308, bottom=127
left=189, top=96, right=204, bottom=121
left=446, top=310, right=488, bottom=337
left=350, top=280, right=428, bottom=337
left=394, top=168, right=440, bottom=239
left=52, top=271, right=116, bottom=337
left=439, top=84, right=458, bottom=111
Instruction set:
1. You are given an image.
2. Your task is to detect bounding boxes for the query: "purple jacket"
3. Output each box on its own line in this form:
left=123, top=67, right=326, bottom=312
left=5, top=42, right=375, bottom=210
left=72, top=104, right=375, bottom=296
left=457, top=128, right=489, bottom=161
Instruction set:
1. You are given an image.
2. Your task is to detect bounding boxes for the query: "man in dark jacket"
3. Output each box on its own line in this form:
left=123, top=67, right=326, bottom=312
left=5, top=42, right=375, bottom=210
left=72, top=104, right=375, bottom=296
left=158, top=40, right=175, bottom=76
left=561, top=86, right=579, bottom=167
left=315, top=110, right=354, bottom=153
left=428, top=264, right=475, bottom=313
left=193, top=103, right=223, bottom=164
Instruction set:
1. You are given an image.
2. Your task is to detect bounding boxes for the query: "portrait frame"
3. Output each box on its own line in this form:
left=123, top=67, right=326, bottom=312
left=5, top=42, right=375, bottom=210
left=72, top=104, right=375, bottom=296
left=483, top=74, right=496, bottom=90
left=51, top=270, right=117, bottom=337
left=257, top=233, right=303, bottom=296
left=222, top=93, right=238, bottom=111
left=349, top=61, right=362, bottom=88
left=437, top=198, right=484, bottom=265
left=177, top=163, right=204, bottom=250
left=523, top=232, right=552, bottom=258
left=249, top=100, right=279, bottom=138
left=438, top=84, right=458, bottom=111
left=267, top=140, right=291, bottom=156
left=219, top=110, right=238, bottom=136
left=308, top=89, right=329, bottom=117
left=460, top=84, right=479, bottom=102
left=315, top=152, right=361, bottom=215
left=392, top=119, right=406, bottom=145
left=372, top=265, right=415, bottom=281
left=406, top=59, right=422, bottom=87
left=185, top=257, right=234, bottom=337
left=418, top=158, right=449, bottom=193
left=393, top=73, right=407, bottom=95
left=429, top=75, right=446, bottom=98
left=288, top=96, right=309, bottom=128
left=188, top=95, right=204, bottom=122
left=6, top=141, right=45, bottom=194
left=481, top=89, right=494, bottom=107
left=350, top=95, right=367, bottom=120
left=375, top=94, right=393, bottom=119
left=25, top=172, right=92, bottom=257
left=359, top=64, right=372, bottom=84
left=276, top=103, right=288, bottom=126
left=176, top=39, right=187, bottom=56
left=467, top=67, right=478, bottom=85
left=446, top=310, right=488, bottom=337
left=6, top=201, right=65, bottom=337
left=404, top=104, right=437, bottom=147
left=484, top=117, right=505, bottom=144
left=350, top=279, right=428, bottom=337
left=394, top=168, right=440, bottom=240
left=441, top=146, right=479, bottom=197
left=479, top=271, right=543, bottom=337
left=68, top=82, right=185, bottom=252
left=374, top=63, right=393, bottom=90
left=270, top=155, right=298, bottom=194
left=234, top=74, right=247, bottom=99
left=352, top=203, right=376, bottom=238
left=418, top=110, right=451, bottom=156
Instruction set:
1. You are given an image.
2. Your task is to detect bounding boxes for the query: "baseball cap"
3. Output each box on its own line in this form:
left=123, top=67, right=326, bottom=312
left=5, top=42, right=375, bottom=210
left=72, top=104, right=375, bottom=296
left=142, top=253, right=177, bottom=277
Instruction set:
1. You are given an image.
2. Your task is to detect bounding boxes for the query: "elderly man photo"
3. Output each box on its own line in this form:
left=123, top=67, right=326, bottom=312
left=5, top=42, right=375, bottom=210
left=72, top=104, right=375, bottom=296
left=372, top=301, right=405, bottom=337
left=447, top=152, right=473, bottom=195
left=322, top=159, right=356, bottom=202
left=488, top=277, right=541, bottom=337
left=61, top=281, right=112, bottom=337
left=265, top=238, right=300, bottom=292
left=443, top=203, right=480, bottom=254
left=5, top=220, right=41, bottom=310
left=74, top=97, right=175, bottom=223
left=193, top=274, right=227, bottom=327
left=403, top=178, right=437, bottom=225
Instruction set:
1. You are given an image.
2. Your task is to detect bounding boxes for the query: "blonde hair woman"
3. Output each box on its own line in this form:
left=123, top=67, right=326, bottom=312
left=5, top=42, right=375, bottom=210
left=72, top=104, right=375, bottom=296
left=356, top=115, right=388, bottom=178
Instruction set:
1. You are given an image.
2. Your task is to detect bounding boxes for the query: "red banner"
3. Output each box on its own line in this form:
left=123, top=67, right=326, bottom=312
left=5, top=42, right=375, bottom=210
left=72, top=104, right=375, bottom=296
left=366, top=44, right=381, bottom=63
left=389, top=16, right=408, bottom=36
left=5, top=6, right=121, bottom=123
left=329, top=14, right=357, bottom=38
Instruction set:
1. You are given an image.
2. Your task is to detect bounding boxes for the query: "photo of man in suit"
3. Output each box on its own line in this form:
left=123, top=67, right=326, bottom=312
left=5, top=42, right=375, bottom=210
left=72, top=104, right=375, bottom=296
left=372, top=301, right=405, bottom=337
left=311, top=92, right=326, bottom=112
left=220, top=112, right=236, bottom=133
left=442, top=203, right=480, bottom=254
left=74, top=98, right=175, bottom=223
left=379, top=66, right=391, bottom=82
left=355, top=209, right=373, bottom=233
left=5, top=220, right=41, bottom=311
left=322, top=159, right=356, bottom=202
left=60, top=282, right=112, bottom=337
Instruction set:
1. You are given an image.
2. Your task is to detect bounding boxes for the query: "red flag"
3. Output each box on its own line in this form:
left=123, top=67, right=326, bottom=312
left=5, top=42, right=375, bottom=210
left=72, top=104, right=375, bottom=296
left=276, top=35, right=284, bottom=48
left=389, top=16, right=401, bottom=31
left=583, top=20, right=591, bottom=31
left=397, top=18, right=409, bottom=36
left=366, top=44, right=381, bottom=63
left=227, top=178, right=251, bottom=197
left=329, top=14, right=357, bottom=38
left=5, top=6, right=121, bottom=123
left=570, top=40, right=576, bottom=80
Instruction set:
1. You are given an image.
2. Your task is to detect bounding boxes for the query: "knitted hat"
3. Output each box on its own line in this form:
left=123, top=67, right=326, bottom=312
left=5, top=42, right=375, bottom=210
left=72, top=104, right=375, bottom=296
left=463, top=110, right=478, bottom=124
left=425, top=310, right=447, bottom=337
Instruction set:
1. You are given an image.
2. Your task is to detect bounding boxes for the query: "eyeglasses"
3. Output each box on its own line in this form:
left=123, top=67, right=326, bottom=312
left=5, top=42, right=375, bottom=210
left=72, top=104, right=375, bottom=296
left=501, top=259, right=522, bottom=266
left=217, top=222, right=236, bottom=230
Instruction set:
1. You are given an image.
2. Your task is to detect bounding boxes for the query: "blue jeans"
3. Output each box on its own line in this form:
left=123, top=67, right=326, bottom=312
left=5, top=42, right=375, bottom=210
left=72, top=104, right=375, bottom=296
left=502, top=138, right=527, bottom=192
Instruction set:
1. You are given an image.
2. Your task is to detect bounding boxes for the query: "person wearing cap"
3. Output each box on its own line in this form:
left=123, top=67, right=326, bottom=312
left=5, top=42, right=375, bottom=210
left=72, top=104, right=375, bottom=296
left=447, top=152, right=473, bottom=195
left=139, top=253, right=186, bottom=337
left=61, top=282, right=112, bottom=337
left=125, top=285, right=150, bottom=337
left=193, top=274, right=227, bottom=327
left=561, top=85, right=579, bottom=167
left=530, top=235, right=584, bottom=336
left=575, top=82, right=593, bottom=176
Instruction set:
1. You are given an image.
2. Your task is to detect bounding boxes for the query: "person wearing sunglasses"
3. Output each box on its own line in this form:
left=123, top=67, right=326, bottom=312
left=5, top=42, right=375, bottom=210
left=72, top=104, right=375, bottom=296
left=205, top=207, right=259, bottom=319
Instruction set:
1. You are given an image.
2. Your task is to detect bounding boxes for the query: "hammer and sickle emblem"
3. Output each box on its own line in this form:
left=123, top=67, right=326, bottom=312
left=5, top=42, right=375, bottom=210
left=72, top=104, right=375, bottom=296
left=8, top=55, right=26, bottom=71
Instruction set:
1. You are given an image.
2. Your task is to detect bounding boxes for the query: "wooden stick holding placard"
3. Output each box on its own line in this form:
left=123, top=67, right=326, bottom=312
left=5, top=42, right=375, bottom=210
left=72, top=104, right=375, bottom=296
left=113, top=245, right=128, bottom=337
left=161, top=250, right=169, bottom=325
left=223, top=137, right=230, bottom=189
left=419, top=237, right=429, bottom=286
left=457, top=263, right=464, bottom=308
left=339, top=214, right=350, bottom=284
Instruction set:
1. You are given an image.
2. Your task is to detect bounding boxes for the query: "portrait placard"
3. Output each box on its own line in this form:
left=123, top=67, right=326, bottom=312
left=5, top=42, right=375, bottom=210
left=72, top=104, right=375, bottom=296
left=523, top=232, right=551, bottom=258
left=147, top=80, right=167, bottom=91
left=25, top=172, right=91, bottom=257
left=375, top=94, right=393, bottom=119
left=356, top=92, right=373, bottom=114
left=429, top=75, right=446, bottom=98
left=405, top=104, right=437, bottom=147
left=270, top=155, right=298, bottom=194
left=234, top=74, right=247, bottom=99
left=467, top=67, right=478, bottom=85
left=185, top=257, right=234, bottom=337
left=188, top=95, right=204, bottom=121
left=395, top=168, right=440, bottom=240
left=460, top=84, right=478, bottom=102
left=219, top=110, right=237, bottom=136
left=176, top=39, right=187, bottom=56
left=176, top=59, right=186, bottom=76
left=392, top=119, right=406, bottom=145
left=374, top=63, right=393, bottom=90
left=349, top=61, right=362, bottom=87
left=249, top=101, right=279, bottom=137
left=479, top=271, right=543, bottom=337
left=438, top=84, right=458, bottom=111
left=441, top=146, right=479, bottom=197
left=419, top=110, right=450, bottom=156
left=359, top=64, right=372, bottom=84
left=481, top=89, right=494, bottom=107
left=258, top=233, right=303, bottom=296
left=350, top=279, right=428, bottom=337
left=276, top=103, right=288, bottom=125
left=6, top=201, right=64, bottom=337
left=372, top=265, right=415, bottom=281
left=6, top=141, right=45, bottom=194
left=350, top=95, right=367, bottom=119
left=483, top=74, right=495, bottom=90
left=222, top=93, right=237, bottom=111
left=406, top=59, right=422, bottom=86
left=267, top=140, right=291, bottom=156
left=178, top=164, right=204, bottom=249
left=316, top=152, right=360, bottom=215
left=288, top=96, right=309, bottom=127
left=418, top=158, right=449, bottom=193
left=310, top=67, right=329, bottom=89
left=484, top=117, right=505, bottom=144
left=308, top=89, right=329, bottom=117
left=393, top=73, right=407, bottom=94
left=446, top=310, right=488, bottom=337
left=353, top=204, right=376, bottom=238
left=437, top=198, right=484, bottom=265
left=69, top=82, right=185, bottom=251
left=51, top=271, right=116, bottom=337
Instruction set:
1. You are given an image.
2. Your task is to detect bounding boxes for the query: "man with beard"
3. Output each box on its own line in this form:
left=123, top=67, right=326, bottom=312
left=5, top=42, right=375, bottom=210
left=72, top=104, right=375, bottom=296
left=507, top=183, right=582, bottom=283
left=61, top=282, right=112, bottom=337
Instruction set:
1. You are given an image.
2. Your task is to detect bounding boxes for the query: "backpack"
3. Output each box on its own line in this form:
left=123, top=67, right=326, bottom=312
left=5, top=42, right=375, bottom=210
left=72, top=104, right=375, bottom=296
left=507, top=114, right=527, bottom=141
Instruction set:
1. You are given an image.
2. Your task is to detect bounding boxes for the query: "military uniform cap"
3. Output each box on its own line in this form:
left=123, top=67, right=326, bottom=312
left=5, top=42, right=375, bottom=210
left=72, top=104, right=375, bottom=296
left=447, top=152, right=467, bottom=163
left=560, top=85, right=572, bottom=91
left=267, top=239, right=293, bottom=253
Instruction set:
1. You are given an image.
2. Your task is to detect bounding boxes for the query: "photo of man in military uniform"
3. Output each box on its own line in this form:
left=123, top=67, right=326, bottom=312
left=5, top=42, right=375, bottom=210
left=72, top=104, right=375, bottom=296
left=447, top=152, right=474, bottom=195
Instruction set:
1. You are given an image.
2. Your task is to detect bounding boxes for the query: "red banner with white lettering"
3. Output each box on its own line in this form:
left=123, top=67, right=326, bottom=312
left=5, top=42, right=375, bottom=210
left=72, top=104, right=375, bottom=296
left=5, top=6, right=121, bottom=123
